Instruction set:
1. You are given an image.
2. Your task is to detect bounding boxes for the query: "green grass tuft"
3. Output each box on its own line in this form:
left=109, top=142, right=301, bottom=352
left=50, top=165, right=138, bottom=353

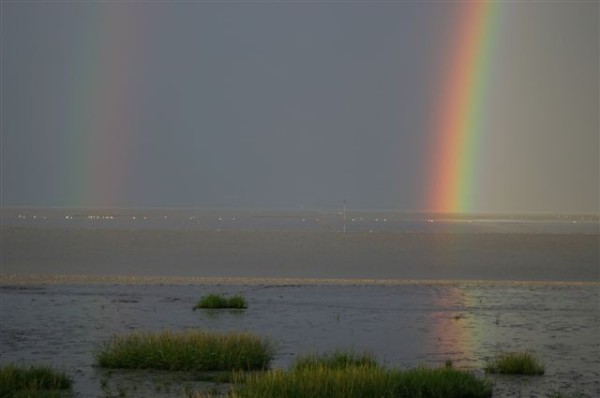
left=484, top=351, right=545, bottom=375
left=0, top=364, right=72, bottom=398
left=292, top=350, right=379, bottom=370
left=392, top=366, right=493, bottom=398
left=232, top=366, right=392, bottom=398
left=193, top=294, right=247, bottom=310
left=96, top=330, right=273, bottom=371
left=230, top=351, right=492, bottom=398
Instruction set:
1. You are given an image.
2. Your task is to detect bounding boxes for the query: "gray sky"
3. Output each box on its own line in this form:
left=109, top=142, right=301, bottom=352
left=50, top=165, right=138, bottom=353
left=2, top=1, right=598, bottom=213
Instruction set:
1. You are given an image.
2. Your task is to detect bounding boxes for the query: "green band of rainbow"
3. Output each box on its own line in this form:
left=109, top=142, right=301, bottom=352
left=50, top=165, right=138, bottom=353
left=428, top=1, right=498, bottom=213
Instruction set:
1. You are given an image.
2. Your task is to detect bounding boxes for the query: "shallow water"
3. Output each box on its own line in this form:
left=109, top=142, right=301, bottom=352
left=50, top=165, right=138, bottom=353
left=0, top=281, right=598, bottom=397
left=2, top=207, right=598, bottom=235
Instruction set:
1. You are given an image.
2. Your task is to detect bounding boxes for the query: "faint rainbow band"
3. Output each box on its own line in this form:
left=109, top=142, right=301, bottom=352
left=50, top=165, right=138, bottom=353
left=65, top=4, right=143, bottom=207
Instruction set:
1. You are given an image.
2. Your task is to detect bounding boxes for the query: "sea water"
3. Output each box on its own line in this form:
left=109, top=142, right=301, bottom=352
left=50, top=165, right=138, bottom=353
left=1, top=208, right=598, bottom=281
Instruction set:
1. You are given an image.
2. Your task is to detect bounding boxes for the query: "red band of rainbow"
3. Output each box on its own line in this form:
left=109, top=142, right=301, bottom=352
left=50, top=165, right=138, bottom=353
left=428, top=1, right=498, bottom=213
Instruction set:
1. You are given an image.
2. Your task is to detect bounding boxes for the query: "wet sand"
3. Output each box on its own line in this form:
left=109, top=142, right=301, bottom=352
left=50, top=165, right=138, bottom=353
left=1, top=278, right=598, bottom=397
left=2, top=228, right=598, bottom=281
left=3, top=273, right=598, bottom=286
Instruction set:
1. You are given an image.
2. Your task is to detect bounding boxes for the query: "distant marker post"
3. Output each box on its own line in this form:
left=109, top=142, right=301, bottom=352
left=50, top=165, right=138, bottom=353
left=343, top=200, right=347, bottom=233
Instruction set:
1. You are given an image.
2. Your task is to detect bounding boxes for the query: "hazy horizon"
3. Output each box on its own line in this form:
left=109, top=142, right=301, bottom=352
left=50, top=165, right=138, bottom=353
left=3, top=205, right=599, bottom=220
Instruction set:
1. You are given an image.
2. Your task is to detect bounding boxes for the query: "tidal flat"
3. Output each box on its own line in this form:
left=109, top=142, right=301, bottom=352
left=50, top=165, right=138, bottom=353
left=1, top=211, right=598, bottom=396
left=0, top=279, right=598, bottom=397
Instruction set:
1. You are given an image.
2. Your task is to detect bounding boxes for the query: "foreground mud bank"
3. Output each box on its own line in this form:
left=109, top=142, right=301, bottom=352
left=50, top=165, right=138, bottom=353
left=1, top=282, right=598, bottom=397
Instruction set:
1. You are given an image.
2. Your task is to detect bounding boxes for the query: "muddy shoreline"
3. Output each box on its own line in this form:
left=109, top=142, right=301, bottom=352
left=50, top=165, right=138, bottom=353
left=1, top=281, right=598, bottom=397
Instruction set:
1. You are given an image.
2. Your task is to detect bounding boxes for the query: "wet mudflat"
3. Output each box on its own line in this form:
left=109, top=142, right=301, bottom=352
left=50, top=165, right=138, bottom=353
left=1, top=279, right=598, bottom=397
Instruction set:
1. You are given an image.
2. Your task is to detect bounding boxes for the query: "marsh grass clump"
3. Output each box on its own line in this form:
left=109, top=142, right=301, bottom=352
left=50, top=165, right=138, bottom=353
left=194, top=294, right=247, bottom=310
left=232, top=366, right=392, bottom=398
left=96, top=330, right=274, bottom=371
left=484, top=351, right=545, bottom=375
left=230, top=351, right=492, bottom=398
left=392, top=366, right=492, bottom=397
left=0, top=364, right=72, bottom=397
left=292, top=350, right=379, bottom=370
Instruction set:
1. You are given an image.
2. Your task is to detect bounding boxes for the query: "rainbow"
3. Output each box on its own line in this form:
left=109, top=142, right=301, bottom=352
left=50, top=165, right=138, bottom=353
left=63, top=4, right=148, bottom=208
left=427, top=1, right=498, bottom=213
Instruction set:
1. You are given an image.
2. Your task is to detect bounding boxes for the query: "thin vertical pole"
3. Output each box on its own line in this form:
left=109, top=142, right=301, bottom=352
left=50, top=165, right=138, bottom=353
left=343, top=200, right=346, bottom=233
